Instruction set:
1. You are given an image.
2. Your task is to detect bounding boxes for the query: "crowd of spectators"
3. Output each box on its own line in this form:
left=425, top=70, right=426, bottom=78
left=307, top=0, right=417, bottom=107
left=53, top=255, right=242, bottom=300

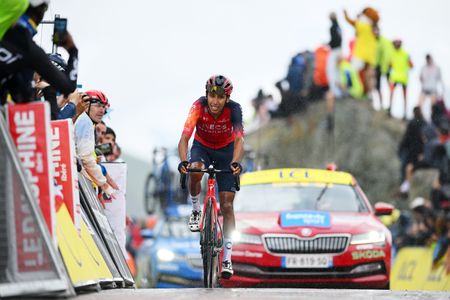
left=250, top=7, right=444, bottom=133
left=0, top=0, right=124, bottom=206
left=391, top=101, right=450, bottom=272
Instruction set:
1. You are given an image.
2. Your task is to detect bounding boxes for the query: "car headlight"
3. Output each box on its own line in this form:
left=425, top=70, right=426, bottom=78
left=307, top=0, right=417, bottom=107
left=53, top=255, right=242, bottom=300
left=157, top=249, right=176, bottom=262
left=232, top=231, right=262, bottom=245
left=350, top=231, right=385, bottom=245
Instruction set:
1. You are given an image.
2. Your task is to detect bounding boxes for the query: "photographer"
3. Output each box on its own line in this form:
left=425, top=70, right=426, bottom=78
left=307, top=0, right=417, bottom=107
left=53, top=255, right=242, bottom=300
left=0, top=0, right=76, bottom=105
left=33, top=30, right=79, bottom=119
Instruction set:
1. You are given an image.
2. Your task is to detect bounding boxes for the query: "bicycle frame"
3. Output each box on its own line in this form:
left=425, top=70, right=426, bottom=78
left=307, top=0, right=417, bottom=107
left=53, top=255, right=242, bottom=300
left=200, top=177, right=220, bottom=234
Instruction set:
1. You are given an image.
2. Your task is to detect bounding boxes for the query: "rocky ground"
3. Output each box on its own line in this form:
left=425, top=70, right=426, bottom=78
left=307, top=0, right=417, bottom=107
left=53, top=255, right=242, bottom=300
left=246, top=98, right=433, bottom=209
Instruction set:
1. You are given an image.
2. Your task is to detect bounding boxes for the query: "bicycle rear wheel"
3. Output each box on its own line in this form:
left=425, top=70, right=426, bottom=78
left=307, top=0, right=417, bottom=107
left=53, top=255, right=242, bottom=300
left=144, top=174, right=159, bottom=214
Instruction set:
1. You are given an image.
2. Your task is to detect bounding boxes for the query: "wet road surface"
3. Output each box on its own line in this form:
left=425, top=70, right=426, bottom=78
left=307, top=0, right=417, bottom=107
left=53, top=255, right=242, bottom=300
left=74, top=288, right=449, bottom=300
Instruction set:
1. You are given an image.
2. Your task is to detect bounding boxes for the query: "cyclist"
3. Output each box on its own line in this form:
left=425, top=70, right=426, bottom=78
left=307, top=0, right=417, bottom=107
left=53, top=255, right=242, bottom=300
left=178, top=75, right=244, bottom=279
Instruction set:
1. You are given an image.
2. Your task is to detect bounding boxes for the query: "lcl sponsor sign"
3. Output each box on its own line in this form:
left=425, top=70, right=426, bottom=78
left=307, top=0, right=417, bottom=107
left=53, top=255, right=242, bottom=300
left=51, top=119, right=80, bottom=231
left=7, top=102, right=55, bottom=272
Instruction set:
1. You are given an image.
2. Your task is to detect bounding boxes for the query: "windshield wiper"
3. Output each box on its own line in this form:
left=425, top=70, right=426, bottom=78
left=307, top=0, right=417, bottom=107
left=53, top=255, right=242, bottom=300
left=314, top=184, right=329, bottom=209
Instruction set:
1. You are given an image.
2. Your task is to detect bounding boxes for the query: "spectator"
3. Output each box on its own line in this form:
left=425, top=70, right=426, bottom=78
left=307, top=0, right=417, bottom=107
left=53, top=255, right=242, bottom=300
left=313, top=45, right=330, bottom=94
left=324, top=12, right=342, bottom=132
left=430, top=123, right=450, bottom=210
left=344, top=7, right=379, bottom=98
left=398, top=107, right=426, bottom=196
left=252, top=90, right=276, bottom=129
left=301, top=50, right=315, bottom=100
left=418, top=54, right=444, bottom=114
left=0, top=0, right=76, bottom=105
left=388, top=39, right=413, bottom=120
left=95, top=121, right=107, bottom=144
left=431, top=211, right=450, bottom=269
left=107, top=143, right=124, bottom=162
left=373, top=24, right=394, bottom=110
left=402, top=197, right=434, bottom=247
left=0, top=0, right=28, bottom=40
left=274, top=53, right=309, bottom=119
left=285, top=53, right=308, bottom=114
left=74, top=90, right=118, bottom=198
left=34, top=37, right=79, bottom=120
left=339, top=58, right=364, bottom=99
left=324, top=57, right=365, bottom=132
left=103, top=126, right=116, bottom=146
left=431, top=100, right=450, bottom=128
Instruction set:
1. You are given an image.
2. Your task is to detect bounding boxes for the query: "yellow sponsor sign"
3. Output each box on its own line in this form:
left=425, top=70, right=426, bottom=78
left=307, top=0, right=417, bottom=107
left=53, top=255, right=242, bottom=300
left=57, top=203, right=113, bottom=287
left=391, top=247, right=450, bottom=291
left=241, top=168, right=354, bottom=186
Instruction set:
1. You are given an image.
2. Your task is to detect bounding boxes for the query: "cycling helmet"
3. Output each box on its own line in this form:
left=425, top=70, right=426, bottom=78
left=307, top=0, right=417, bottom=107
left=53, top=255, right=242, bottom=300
left=85, top=90, right=109, bottom=108
left=205, top=75, right=233, bottom=96
left=48, top=53, right=67, bottom=72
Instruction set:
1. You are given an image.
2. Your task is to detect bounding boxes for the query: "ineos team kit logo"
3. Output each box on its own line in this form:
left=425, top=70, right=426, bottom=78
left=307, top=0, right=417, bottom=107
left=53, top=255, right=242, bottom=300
left=0, top=47, right=22, bottom=64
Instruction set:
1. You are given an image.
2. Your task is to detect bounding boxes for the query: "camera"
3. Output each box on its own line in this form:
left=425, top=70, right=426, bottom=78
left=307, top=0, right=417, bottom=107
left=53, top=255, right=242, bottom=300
left=95, top=143, right=113, bottom=156
left=53, top=17, right=67, bottom=45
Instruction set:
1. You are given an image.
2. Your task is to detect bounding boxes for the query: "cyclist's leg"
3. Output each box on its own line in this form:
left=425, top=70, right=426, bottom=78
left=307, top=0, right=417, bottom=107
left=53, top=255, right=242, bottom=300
left=188, top=141, right=209, bottom=231
left=218, top=191, right=235, bottom=278
left=213, top=143, right=236, bottom=278
left=189, top=140, right=209, bottom=205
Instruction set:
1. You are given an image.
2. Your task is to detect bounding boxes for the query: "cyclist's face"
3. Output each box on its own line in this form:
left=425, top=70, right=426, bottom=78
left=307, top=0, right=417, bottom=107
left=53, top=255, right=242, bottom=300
left=207, top=92, right=228, bottom=116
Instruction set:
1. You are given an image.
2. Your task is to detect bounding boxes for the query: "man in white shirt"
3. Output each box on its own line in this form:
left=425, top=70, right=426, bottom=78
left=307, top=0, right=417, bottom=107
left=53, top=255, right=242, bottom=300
left=74, top=90, right=117, bottom=197
left=418, top=54, right=444, bottom=113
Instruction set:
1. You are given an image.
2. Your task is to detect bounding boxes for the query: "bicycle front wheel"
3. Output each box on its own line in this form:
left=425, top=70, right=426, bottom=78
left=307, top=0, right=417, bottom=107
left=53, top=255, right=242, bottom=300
left=201, top=199, right=216, bottom=288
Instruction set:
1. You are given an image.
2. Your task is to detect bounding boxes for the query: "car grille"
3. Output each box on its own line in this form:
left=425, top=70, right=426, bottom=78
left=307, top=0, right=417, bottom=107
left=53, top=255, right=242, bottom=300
left=264, top=234, right=349, bottom=254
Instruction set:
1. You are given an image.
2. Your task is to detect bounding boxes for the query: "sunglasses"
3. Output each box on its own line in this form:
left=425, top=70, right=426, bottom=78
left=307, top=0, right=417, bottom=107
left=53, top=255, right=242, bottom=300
left=208, top=85, right=226, bottom=96
left=89, top=99, right=109, bottom=109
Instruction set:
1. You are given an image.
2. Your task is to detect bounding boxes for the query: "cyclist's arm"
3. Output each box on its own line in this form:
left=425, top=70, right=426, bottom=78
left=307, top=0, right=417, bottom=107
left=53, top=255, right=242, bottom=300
left=231, top=135, right=244, bottom=163
left=178, top=101, right=201, bottom=161
left=231, top=101, right=245, bottom=163
left=178, top=134, right=190, bottom=162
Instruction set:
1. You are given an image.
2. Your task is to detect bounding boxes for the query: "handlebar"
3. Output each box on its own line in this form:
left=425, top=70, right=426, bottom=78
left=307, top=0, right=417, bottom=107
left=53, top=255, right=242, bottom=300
left=180, top=165, right=240, bottom=191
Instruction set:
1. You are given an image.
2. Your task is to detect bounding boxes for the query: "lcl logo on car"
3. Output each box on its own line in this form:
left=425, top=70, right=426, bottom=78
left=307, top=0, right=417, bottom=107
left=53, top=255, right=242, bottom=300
left=300, top=228, right=312, bottom=236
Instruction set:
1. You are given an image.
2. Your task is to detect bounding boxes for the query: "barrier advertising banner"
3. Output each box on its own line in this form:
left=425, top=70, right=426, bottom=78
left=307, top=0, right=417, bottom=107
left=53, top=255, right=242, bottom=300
left=0, top=108, right=73, bottom=297
left=103, top=162, right=127, bottom=257
left=56, top=202, right=113, bottom=289
left=78, top=174, right=134, bottom=286
left=7, top=102, right=56, bottom=243
left=51, top=119, right=80, bottom=231
left=391, top=247, right=450, bottom=291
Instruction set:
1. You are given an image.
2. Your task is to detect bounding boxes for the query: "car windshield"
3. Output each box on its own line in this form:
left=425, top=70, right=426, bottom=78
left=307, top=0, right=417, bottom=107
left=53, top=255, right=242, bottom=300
left=160, top=218, right=198, bottom=238
left=234, top=183, right=368, bottom=213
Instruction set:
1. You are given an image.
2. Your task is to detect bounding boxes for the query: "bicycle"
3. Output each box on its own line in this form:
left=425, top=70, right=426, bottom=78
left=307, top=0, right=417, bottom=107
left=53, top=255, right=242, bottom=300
left=180, top=164, right=240, bottom=288
left=144, top=147, right=188, bottom=215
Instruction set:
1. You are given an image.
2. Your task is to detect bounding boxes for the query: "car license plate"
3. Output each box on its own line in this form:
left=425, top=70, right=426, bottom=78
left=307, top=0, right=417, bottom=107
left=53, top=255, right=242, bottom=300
left=282, top=255, right=333, bottom=268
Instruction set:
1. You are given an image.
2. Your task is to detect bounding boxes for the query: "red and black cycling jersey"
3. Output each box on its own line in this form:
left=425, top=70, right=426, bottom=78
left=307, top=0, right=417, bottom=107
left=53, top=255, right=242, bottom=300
left=182, top=96, right=244, bottom=149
